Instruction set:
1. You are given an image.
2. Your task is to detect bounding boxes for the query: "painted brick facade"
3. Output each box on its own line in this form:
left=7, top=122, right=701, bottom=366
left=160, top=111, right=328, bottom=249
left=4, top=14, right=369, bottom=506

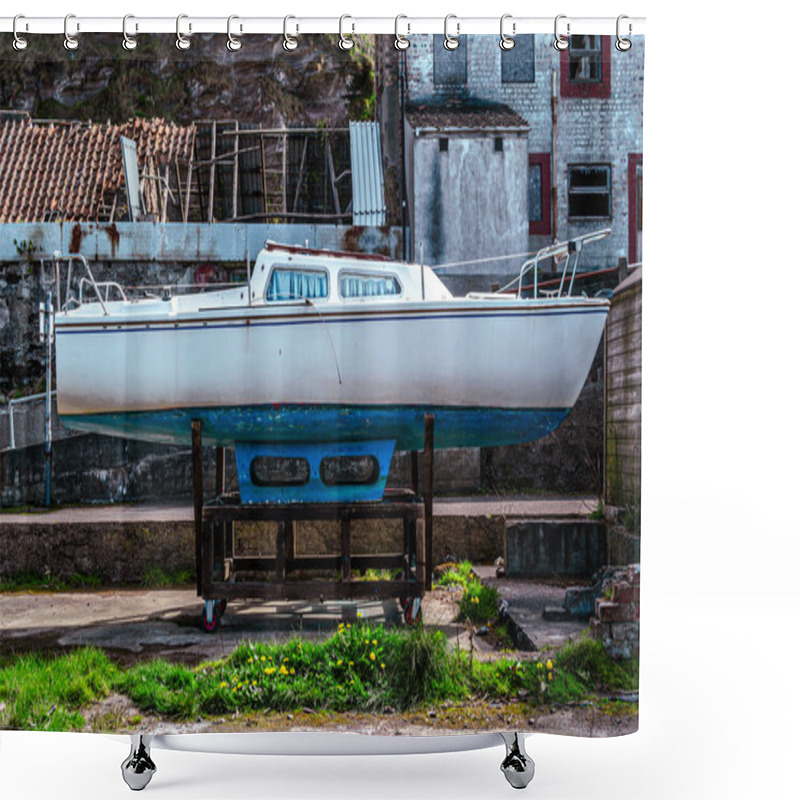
left=376, top=34, right=644, bottom=275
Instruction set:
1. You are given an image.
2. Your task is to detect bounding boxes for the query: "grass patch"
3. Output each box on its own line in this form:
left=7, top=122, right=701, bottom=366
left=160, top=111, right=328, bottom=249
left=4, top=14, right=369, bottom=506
left=435, top=561, right=474, bottom=588
left=0, top=571, right=103, bottom=593
left=458, top=581, right=500, bottom=625
left=140, top=566, right=195, bottom=589
left=0, top=648, right=118, bottom=731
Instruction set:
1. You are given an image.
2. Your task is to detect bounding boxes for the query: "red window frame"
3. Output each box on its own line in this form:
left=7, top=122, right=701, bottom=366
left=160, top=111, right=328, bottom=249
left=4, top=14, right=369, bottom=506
left=529, top=153, right=552, bottom=236
left=560, top=36, right=612, bottom=99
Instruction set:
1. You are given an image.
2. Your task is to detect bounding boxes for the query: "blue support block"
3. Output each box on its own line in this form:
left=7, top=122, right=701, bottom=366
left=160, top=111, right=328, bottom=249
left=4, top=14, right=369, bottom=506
left=234, top=440, right=397, bottom=504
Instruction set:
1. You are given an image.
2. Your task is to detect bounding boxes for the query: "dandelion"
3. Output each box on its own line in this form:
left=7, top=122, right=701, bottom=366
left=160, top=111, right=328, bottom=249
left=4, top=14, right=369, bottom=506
left=380, top=663, right=385, bottom=670
left=349, top=661, right=354, bottom=667
left=265, top=667, right=276, bottom=676
left=260, top=656, right=266, bottom=662
left=357, top=611, right=363, bottom=618
left=546, top=659, right=553, bottom=670
left=290, top=668, right=296, bottom=675
left=248, top=658, right=253, bottom=664
left=279, top=665, right=289, bottom=676
left=337, top=659, right=343, bottom=666
left=548, top=672, right=553, bottom=681
left=220, top=682, right=228, bottom=688
left=372, top=639, right=377, bottom=645
left=252, top=681, right=257, bottom=686
left=537, top=662, right=543, bottom=671
left=283, top=658, right=289, bottom=663
left=369, top=652, right=376, bottom=661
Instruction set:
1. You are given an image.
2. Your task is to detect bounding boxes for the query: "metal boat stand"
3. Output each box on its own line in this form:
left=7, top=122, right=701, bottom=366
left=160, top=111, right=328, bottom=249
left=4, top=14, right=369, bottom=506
left=119, top=731, right=534, bottom=790
left=191, top=415, right=436, bottom=631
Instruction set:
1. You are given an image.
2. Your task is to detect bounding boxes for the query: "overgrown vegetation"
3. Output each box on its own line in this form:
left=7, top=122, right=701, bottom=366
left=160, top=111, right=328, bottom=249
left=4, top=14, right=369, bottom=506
left=458, top=581, right=501, bottom=625
left=0, top=630, right=636, bottom=731
left=140, top=566, right=195, bottom=589
left=0, top=571, right=102, bottom=593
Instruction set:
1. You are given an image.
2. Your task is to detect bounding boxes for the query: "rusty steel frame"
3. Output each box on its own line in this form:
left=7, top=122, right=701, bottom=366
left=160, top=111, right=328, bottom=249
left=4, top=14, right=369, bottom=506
left=190, top=417, right=434, bottom=608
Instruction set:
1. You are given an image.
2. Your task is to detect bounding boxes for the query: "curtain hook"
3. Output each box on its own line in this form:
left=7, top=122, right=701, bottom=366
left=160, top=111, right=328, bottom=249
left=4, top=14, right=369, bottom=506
left=64, top=14, right=79, bottom=51
left=339, top=15, right=355, bottom=50
left=13, top=15, right=28, bottom=51
left=500, top=14, right=515, bottom=50
left=227, top=15, right=242, bottom=51
left=553, top=14, right=569, bottom=51
left=394, top=15, right=410, bottom=51
left=122, top=15, right=138, bottom=51
left=176, top=14, right=191, bottom=51
left=283, top=15, right=298, bottom=51
left=616, top=15, right=632, bottom=51
left=443, top=14, right=460, bottom=50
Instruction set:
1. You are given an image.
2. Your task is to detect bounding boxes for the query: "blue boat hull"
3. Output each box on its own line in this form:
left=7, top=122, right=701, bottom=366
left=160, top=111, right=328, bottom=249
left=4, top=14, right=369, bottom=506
left=60, top=404, right=571, bottom=452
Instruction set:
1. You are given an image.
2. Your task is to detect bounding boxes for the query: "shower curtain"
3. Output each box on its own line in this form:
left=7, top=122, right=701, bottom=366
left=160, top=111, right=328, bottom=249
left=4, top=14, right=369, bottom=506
left=0, top=24, right=642, bottom=757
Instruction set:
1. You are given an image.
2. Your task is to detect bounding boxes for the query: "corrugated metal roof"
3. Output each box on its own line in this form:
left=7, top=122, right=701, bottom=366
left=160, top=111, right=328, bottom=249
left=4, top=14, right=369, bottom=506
left=349, top=121, right=386, bottom=227
left=0, top=114, right=195, bottom=223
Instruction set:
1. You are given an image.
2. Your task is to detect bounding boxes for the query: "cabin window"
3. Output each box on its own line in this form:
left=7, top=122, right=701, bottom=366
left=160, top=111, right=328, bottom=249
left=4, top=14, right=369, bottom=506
left=528, top=153, right=552, bottom=235
left=340, top=272, right=402, bottom=299
left=266, top=267, right=329, bottom=301
left=560, top=36, right=611, bottom=98
left=567, top=164, right=612, bottom=219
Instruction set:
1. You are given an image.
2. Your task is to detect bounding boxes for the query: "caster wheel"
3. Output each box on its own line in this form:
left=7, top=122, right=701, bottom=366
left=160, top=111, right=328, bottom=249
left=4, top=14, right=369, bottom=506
left=217, top=598, right=228, bottom=617
left=201, top=600, right=220, bottom=633
left=402, top=597, right=422, bottom=626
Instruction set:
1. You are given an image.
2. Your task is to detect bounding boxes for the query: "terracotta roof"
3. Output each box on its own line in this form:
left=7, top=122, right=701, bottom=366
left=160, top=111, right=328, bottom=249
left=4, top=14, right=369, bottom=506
left=405, top=102, right=529, bottom=132
left=0, top=113, right=195, bottom=222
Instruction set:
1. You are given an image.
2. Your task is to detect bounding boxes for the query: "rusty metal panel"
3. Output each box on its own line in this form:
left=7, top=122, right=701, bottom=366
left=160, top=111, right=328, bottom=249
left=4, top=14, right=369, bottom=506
left=349, top=122, right=386, bottom=227
left=0, top=222, right=403, bottom=263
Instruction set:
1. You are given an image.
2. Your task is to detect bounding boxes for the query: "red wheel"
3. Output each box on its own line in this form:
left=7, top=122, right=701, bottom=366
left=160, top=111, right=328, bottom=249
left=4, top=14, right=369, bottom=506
left=403, top=597, right=422, bottom=626
left=201, top=603, right=219, bottom=633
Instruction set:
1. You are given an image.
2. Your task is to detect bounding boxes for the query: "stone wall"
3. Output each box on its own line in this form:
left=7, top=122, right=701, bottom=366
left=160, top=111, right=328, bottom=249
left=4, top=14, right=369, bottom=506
left=590, top=564, right=640, bottom=659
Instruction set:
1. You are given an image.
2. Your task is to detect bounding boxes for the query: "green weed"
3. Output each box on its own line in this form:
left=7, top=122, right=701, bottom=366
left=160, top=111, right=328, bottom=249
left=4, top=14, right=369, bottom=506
left=458, top=581, right=500, bottom=624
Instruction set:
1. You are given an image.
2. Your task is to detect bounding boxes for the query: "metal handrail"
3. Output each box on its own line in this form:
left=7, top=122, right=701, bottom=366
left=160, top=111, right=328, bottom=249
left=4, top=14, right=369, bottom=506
left=498, top=228, right=612, bottom=299
left=6, top=391, right=57, bottom=450
left=78, top=277, right=127, bottom=305
left=52, top=251, right=110, bottom=316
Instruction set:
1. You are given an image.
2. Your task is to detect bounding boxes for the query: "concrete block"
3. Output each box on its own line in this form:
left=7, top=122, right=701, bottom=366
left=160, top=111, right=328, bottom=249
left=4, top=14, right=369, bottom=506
left=505, top=520, right=606, bottom=578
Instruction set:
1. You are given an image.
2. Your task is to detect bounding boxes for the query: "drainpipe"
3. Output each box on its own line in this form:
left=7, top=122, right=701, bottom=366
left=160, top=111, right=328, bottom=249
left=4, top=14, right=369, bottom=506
left=551, top=68, right=558, bottom=243
left=400, top=49, right=408, bottom=262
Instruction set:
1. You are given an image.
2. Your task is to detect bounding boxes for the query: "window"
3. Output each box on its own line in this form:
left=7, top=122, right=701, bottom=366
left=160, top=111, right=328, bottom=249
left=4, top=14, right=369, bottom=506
left=528, top=153, right=551, bottom=235
left=439, top=138, right=449, bottom=153
left=340, top=272, right=402, bottom=299
left=494, top=137, right=504, bottom=153
left=568, top=165, right=612, bottom=219
left=266, top=267, right=328, bottom=301
left=560, top=36, right=611, bottom=98
left=433, top=35, right=467, bottom=85
left=501, top=35, right=535, bottom=83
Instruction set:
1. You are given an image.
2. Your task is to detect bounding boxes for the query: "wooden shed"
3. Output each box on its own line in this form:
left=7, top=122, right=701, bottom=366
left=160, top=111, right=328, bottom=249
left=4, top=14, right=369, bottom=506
left=604, top=267, right=642, bottom=511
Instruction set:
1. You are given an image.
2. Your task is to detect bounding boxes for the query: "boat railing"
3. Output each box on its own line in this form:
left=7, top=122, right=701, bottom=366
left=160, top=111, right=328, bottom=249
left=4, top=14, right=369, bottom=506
left=46, top=251, right=119, bottom=316
left=498, top=228, right=611, bottom=299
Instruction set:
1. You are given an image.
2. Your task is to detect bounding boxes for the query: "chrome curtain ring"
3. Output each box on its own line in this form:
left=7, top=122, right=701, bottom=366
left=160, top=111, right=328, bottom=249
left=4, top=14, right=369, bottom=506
left=227, top=15, right=242, bottom=51
left=64, top=14, right=79, bottom=51
left=12, top=15, right=28, bottom=51
left=176, top=14, right=191, bottom=51
left=339, top=15, right=354, bottom=50
left=616, top=15, right=632, bottom=51
left=499, top=14, right=515, bottom=50
left=394, top=15, right=410, bottom=51
left=283, top=15, right=298, bottom=51
left=122, top=15, right=137, bottom=51
left=553, top=14, right=569, bottom=51
left=443, top=14, right=460, bottom=50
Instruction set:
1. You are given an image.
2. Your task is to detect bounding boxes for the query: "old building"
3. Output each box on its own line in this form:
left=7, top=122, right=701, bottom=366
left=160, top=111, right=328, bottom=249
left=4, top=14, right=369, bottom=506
left=376, top=34, right=644, bottom=287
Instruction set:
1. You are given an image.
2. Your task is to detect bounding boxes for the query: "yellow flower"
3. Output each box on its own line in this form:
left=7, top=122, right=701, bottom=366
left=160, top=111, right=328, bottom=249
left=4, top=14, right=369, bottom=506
left=248, top=658, right=253, bottom=664
left=290, top=668, right=296, bottom=675
left=251, top=681, right=257, bottom=686
left=537, top=662, right=544, bottom=670
left=220, top=682, right=228, bottom=688
left=283, top=658, right=289, bottom=663
left=380, top=663, right=385, bottom=670
left=337, top=659, right=343, bottom=666
left=349, top=661, right=354, bottom=667
left=260, top=656, right=266, bottom=662
left=369, top=652, right=376, bottom=661
left=548, top=672, right=553, bottom=681
left=279, top=665, right=289, bottom=675
left=372, top=639, right=377, bottom=645
left=265, top=667, right=276, bottom=675
left=546, top=659, right=553, bottom=670
left=357, top=611, right=363, bottom=618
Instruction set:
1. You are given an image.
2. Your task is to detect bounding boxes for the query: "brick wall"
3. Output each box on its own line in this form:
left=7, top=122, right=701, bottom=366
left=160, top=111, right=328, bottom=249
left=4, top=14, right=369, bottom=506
left=590, top=563, right=640, bottom=659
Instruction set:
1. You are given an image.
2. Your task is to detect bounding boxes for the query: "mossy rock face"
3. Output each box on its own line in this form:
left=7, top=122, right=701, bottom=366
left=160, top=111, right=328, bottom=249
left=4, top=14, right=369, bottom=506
left=1, top=32, right=376, bottom=128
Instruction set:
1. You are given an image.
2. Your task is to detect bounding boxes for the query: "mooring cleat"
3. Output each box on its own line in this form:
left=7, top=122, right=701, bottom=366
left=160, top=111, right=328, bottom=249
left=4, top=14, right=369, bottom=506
left=500, top=732, right=535, bottom=789
left=121, top=735, right=156, bottom=791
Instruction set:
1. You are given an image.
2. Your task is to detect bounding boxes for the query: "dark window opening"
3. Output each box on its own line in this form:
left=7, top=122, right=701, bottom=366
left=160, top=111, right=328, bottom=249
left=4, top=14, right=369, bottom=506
left=439, top=138, right=449, bottom=153
left=494, top=137, right=504, bottom=153
left=568, top=164, right=612, bottom=219
left=433, top=34, right=467, bottom=85
left=569, top=35, right=603, bottom=83
left=501, top=34, right=535, bottom=83
left=251, top=457, right=310, bottom=486
left=321, top=455, right=380, bottom=486
left=528, top=153, right=551, bottom=235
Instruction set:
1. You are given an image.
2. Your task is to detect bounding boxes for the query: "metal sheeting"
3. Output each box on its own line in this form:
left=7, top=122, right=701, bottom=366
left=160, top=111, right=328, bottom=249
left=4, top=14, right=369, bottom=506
left=349, top=122, right=386, bottom=227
